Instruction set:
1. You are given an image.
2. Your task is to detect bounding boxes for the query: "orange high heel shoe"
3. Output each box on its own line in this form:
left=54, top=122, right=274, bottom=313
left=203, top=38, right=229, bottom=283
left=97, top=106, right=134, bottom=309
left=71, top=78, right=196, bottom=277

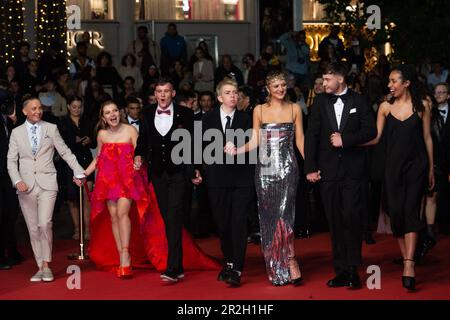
left=117, top=247, right=133, bottom=279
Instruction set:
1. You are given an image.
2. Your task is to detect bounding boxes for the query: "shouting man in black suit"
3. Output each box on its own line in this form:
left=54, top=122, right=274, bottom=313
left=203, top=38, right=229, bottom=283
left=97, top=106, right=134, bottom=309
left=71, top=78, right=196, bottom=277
left=304, top=63, right=376, bottom=289
left=134, top=78, right=201, bottom=283
left=201, top=79, right=254, bottom=287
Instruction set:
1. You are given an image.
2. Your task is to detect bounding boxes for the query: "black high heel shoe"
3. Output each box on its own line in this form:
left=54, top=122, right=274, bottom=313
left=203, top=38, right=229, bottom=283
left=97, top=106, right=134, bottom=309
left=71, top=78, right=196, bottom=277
left=402, top=259, right=415, bottom=291
left=288, top=257, right=303, bottom=286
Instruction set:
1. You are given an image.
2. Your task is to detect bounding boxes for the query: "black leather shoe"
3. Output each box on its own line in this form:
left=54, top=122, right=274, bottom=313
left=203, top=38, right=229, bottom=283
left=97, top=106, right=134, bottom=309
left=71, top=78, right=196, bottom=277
left=0, top=262, right=12, bottom=270
left=348, top=267, right=362, bottom=289
left=402, top=276, right=416, bottom=291
left=225, top=270, right=241, bottom=287
left=418, top=236, right=437, bottom=260
left=160, top=269, right=184, bottom=282
left=217, top=265, right=232, bottom=282
left=327, top=272, right=349, bottom=287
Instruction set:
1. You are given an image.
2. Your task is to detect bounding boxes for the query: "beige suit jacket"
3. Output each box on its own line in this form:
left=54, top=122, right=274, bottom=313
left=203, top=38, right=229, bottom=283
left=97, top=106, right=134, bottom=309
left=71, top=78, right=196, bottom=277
left=7, top=121, right=84, bottom=191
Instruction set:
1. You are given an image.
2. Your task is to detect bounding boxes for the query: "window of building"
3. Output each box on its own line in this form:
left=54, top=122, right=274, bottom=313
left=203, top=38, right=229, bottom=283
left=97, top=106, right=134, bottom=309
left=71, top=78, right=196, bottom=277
left=67, top=0, right=115, bottom=20
left=136, top=0, right=245, bottom=21
left=302, top=0, right=326, bottom=22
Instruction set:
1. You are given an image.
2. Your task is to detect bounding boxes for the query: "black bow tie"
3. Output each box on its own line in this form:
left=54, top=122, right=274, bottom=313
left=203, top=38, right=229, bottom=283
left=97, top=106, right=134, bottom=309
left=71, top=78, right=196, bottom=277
left=130, top=120, right=140, bottom=125
left=439, top=109, right=447, bottom=115
left=330, top=92, right=349, bottom=104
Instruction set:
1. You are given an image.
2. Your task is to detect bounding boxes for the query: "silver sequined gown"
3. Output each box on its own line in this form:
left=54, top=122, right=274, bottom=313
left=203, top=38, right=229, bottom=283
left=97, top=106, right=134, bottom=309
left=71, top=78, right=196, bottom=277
left=256, top=122, right=299, bottom=285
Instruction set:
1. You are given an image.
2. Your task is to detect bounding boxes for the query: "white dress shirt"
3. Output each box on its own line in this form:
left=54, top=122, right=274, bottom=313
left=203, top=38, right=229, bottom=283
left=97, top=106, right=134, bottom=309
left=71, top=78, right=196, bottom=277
left=128, top=115, right=140, bottom=133
left=220, top=106, right=236, bottom=133
left=154, top=103, right=174, bottom=136
left=26, top=120, right=42, bottom=151
left=438, top=103, right=449, bottom=123
left=333, top=86, right=348, bottom=130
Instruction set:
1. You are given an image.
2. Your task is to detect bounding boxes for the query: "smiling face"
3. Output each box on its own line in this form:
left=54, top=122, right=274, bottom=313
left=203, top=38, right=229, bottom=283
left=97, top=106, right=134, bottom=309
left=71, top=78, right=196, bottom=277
left=388, top=70, right=410, bottom=99
left=23, top=99, right=43, bottom=124
left=217, top=84, right=238, bottom=108
left=267, top=78, right=287, bottom=101
left=434, top=84, right=449, bottom=105
left=155, top=83, right=176, bottom=109
left=101, top=103, right=121, bottom=128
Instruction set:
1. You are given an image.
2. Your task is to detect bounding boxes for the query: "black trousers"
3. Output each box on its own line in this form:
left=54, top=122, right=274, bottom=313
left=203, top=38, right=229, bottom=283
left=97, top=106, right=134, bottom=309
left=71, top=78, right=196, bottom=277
left=320, top=179, right=363, bottom=275
left=0, top=174, right=19, bottom=260
left=207, top=186, right=253, bottom=272
left=151, top=171, right=186, bottom=272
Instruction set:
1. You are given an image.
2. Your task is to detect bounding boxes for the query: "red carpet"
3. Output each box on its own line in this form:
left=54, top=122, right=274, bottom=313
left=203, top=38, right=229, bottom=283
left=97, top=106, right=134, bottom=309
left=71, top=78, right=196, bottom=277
left=1, top=233, right=449, bottom=300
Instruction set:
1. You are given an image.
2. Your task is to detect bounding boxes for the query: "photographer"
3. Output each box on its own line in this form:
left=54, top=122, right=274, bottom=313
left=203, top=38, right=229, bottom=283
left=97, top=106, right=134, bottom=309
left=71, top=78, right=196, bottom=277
left=280, top=30, right=310, bottom=94
left=0, top=82, right=22, bottom=270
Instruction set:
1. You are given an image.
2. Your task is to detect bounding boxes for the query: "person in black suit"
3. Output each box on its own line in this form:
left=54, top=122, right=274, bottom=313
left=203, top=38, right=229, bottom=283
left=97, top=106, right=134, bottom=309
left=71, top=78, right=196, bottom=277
left=0, top=87, right=23, bottom=269
left=134, top=78, right=201, bottom=282
left=304, top=63, right=376, bottom=289
left=201, top=79, right=254, bottom=287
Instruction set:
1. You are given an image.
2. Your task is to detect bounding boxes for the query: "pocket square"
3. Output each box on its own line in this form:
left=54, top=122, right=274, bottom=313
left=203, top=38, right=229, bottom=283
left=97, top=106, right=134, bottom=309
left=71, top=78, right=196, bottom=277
left=350, top=108, right=357, bottom=114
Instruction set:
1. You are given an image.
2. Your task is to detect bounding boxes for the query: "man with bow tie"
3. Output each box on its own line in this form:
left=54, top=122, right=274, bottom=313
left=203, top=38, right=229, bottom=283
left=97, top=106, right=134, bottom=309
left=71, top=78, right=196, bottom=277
left=304, top=63, right=376, bottom=289
left=125, top=96, right=142, bottom=133
left=134, top=78, right=201, bottom=283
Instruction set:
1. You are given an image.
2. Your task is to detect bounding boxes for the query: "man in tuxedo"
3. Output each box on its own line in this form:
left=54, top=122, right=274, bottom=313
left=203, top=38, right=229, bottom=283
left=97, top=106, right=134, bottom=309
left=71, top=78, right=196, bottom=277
left=201, top=79, right=254, bottom=287
left=7, top=96, right=85, bottom=282
left=134, top=78, right=201, bottom=283
left=304, top=63, right=376, bottom=288
left=125, top=96, right=142, bottom=133
left=0, top=89, right=22, bottom=270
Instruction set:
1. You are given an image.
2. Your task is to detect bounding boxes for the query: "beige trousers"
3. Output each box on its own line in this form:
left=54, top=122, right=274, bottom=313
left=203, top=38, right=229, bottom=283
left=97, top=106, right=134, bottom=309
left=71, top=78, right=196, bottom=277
left=18, top=184, right=57, bottom=268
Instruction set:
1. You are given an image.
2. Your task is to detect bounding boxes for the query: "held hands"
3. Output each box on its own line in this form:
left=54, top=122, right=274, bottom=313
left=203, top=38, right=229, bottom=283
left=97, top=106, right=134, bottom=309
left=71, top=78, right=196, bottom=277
left=73, top=176, right=86, bottom=187
left=191, top=169, right=203, bottom=186
left=306, top=171, right=321, bottom=183
left=224, top=141, right=237, bottom=156
left=134, top=156, right=142, bottom=171
left=330, top=132, right=343, bottom=148
left=16, top=181, right=29, bottom=192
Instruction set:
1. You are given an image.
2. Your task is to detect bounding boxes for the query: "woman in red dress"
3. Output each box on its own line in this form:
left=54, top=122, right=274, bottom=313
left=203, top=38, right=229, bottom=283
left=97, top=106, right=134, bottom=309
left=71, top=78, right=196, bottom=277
left=83, top=101, right=219, bottom=279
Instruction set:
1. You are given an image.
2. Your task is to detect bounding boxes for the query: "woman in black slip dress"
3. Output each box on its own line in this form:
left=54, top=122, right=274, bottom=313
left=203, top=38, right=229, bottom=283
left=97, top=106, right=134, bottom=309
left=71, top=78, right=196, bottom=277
left=364, top=65, right=434, bottom=291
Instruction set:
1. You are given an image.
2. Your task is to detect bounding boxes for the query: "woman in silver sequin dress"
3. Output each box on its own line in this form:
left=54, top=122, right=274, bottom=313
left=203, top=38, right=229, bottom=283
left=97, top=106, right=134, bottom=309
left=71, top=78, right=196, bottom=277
left=225, top=71, right=305, bottom=286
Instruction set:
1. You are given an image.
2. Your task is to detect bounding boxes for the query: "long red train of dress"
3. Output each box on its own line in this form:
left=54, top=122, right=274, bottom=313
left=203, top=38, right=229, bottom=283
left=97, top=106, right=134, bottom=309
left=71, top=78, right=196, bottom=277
left=88, top=143, right=220, bottom=271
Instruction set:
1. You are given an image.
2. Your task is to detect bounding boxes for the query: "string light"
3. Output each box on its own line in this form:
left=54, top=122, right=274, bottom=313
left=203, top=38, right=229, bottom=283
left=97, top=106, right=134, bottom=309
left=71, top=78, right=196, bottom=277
left=0, top=0, right=25, bottom=65
left=36, top=0, right=68, bottom=61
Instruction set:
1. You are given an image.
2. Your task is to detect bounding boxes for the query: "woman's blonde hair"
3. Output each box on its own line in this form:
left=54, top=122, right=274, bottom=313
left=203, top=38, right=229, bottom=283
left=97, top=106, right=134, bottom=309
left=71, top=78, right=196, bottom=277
left=95, top=100, right=127, bottom=133
left=265, top=70, right=289, bottom=103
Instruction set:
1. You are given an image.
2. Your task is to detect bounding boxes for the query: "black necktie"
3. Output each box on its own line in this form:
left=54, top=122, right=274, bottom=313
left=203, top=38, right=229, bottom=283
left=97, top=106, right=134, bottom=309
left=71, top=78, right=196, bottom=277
left=225, top=115, right=231, bottom=131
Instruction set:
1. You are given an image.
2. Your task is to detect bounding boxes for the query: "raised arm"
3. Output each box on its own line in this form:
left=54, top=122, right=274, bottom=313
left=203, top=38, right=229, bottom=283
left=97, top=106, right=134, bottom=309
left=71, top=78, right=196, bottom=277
left=422, top=99, right=435, bottom=190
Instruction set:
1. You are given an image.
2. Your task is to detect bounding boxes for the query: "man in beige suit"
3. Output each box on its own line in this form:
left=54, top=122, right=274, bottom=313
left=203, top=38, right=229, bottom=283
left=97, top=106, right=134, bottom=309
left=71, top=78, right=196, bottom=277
left=7, top=97, right=85, bottom=282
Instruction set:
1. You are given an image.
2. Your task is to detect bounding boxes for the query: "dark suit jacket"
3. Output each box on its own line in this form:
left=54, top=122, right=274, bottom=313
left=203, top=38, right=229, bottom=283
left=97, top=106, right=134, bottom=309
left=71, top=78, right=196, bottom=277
left=135, top=103, right=195, bottom=179
left=432, top=106, right=450, bottom=176
left=304, top=90, right=376, bottom=181
left=201, top=107, right=254, bottom=188
left=0, top=116, right=12, bottom=175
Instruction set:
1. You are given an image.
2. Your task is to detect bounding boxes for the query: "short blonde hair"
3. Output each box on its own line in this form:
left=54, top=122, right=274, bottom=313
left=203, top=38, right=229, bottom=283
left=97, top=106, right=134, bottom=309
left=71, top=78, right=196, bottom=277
left=216, top=78, right=238, bottom=97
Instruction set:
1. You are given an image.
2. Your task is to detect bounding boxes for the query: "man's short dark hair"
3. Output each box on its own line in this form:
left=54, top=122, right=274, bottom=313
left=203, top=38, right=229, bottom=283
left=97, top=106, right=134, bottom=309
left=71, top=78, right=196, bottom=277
left=199, top=91, right=215, bottom=101
left=177, top=90, right=196, bottom=104
left=324, top=62, right=348, bottom=77
left=76, top=41, right=88, bottom=49
left=168, top=23, right=177, bottom=29
left=126, top=96, right=140, bottom=106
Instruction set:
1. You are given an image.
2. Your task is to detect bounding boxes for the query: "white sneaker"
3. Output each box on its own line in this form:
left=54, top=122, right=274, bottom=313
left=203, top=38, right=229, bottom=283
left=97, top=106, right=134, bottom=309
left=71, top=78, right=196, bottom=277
left=42, top=267, right=54, bottom=282
left=30, top=270, right=43, bottom=282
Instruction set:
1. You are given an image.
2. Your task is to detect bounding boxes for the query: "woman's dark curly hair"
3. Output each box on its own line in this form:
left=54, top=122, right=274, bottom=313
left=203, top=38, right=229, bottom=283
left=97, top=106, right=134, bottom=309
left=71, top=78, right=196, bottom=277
left=390, top=64, right=426, bottom=113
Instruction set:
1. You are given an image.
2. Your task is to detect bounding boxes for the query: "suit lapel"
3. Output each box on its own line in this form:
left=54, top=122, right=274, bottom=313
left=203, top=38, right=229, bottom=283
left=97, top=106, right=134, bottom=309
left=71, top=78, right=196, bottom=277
left=326, top=96, right=339, bottom=132
left=20, top=124, right=33, bottom=156
left=339, top=91, right=353, bottom=132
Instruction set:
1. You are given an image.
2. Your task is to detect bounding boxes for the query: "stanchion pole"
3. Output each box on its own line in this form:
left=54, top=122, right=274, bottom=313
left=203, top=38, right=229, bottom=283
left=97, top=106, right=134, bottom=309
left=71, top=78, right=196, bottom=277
left=68, top=185, right=89, bottom=260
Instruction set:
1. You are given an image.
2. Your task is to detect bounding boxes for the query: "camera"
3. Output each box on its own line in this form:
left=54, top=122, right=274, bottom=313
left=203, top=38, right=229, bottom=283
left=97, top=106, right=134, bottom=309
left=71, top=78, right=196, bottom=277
left=0, top=88, right=15, bottom=116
